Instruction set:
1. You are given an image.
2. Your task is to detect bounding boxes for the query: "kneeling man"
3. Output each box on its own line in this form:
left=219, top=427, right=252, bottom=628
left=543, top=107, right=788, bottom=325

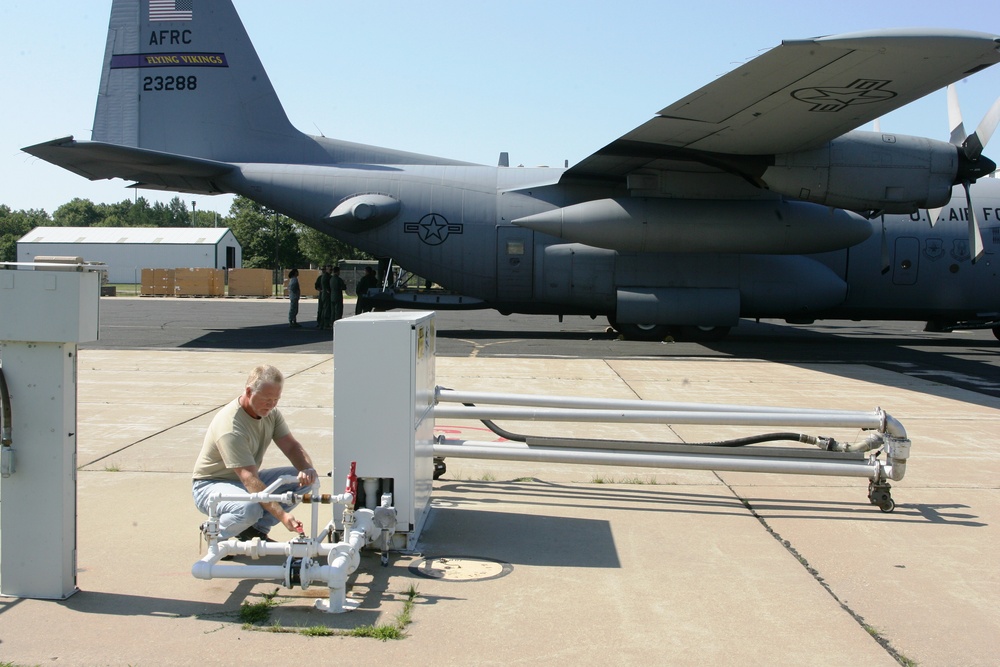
left=193, top=364, right=318, bottom=540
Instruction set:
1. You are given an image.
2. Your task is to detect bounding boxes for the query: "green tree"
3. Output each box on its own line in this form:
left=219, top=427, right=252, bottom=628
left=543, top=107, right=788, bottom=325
left=0, top=205, right=51, bottom=262
left=297, top=224, right=371, bottom=266
left=191, top=208, right=224, bottom=227
left=227, top=196, right=304, bottom=269
left=167, top=196, right=190, bottom=226
left=53, top=198, right=101, bottom=227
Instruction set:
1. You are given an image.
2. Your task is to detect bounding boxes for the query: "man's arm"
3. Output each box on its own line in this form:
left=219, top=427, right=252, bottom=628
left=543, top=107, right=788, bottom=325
left=275, top=432, right=318, bottom=487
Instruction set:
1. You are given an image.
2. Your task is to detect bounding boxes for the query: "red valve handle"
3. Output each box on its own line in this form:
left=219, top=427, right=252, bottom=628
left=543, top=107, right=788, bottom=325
left=345, top=461, right=358, bottom=509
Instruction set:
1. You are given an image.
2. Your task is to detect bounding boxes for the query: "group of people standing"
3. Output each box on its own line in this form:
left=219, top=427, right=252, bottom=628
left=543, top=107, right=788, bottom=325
left=286, top=265, right=379, bottom=329
left=314, top=265, right=347, bottom=329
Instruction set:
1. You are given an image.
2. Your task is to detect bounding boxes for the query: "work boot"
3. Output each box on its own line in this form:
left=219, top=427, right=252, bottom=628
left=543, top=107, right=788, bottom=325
left=237, top=526, right=276, bottom=542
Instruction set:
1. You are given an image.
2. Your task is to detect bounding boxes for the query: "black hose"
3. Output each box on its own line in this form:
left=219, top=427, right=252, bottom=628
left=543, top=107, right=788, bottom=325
left=0, top=361, right=12, bottom=447
left=481, top=418, right=817, bottom=448
left=459, top=397, right=820, bottom=448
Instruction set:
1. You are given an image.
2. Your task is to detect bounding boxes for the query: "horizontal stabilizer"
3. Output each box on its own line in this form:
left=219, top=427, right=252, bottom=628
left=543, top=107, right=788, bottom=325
left=22, top=137, right=234, bottom=195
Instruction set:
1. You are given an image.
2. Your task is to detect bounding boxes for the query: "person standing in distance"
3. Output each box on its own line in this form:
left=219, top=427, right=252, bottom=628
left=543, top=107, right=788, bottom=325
left=192, top=365, right=318, bottom=540
left=331, top=266, right=347, bottom=323
left=287, top=268, right=301, bottom=328
left=355, top=266, right=378, bottom=315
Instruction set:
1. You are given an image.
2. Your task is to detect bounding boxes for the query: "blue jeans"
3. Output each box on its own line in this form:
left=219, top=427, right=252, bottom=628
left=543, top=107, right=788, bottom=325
left=192, top=467, right=303, bottom=538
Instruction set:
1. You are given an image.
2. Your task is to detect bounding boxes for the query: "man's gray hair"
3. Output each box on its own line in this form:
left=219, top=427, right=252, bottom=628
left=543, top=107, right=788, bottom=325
left=245, top=365, right=284, bottom=392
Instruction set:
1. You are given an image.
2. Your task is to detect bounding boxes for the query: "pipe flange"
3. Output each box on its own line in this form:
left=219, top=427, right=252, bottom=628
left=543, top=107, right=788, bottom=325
left=327, top=542, right=355, bottom=566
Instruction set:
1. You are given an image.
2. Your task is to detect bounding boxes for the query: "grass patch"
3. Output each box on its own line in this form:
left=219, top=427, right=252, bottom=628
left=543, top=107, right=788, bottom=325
left=512, top=476, right=535, bottom=482
left=240, top=583, right=420, bottom=641
left=348, top=583, right=419, bottom=641
left=478, top=472, right=496, bottom=482
left=239, top=588, right=282, bottom=625
left=590, top=474, right=660, bottom=485
left=348, top=623, right=406, bottom=640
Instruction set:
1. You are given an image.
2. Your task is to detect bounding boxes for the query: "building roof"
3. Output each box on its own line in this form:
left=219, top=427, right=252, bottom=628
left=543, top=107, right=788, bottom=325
left=19, top=227, right=234, bottom=245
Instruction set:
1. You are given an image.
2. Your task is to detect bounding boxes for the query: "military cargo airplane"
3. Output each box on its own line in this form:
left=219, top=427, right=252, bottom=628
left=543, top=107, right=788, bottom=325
left=23, top=0, right=1000, bottom=341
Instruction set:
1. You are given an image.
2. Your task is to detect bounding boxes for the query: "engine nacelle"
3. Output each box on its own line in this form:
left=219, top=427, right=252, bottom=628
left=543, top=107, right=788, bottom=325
left=763, top=132, right=958, bottom=213
left=326, top=193, right=400, bottom=232
left=513, top=197, right=872, bottom=254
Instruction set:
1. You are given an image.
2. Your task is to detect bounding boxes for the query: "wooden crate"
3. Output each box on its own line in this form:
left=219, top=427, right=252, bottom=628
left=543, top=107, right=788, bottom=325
left=141, top=268, right=176, bottom=296
left=174, top=268, right=224, bottom=296
left=228, top=268, right=273, bottom=297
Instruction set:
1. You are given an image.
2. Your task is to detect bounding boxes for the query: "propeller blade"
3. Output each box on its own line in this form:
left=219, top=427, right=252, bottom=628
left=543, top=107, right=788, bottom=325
left=926, top=206, right=945, bottom=228
left=962, top=180, right=985, bottom=263
left=962, top=95, right=1000, bottom=161
left=948, top=84, right=967, bottom=146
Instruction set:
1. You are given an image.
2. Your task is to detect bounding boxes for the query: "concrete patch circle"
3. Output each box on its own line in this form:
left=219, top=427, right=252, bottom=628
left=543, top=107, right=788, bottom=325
left=409, top=556, right=513, bottom=582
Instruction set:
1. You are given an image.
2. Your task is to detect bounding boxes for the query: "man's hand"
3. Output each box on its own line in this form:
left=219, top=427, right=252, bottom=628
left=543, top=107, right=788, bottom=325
left=298, top=467, right=318, bottom=487
left=280, top=513, right=304, bottom=534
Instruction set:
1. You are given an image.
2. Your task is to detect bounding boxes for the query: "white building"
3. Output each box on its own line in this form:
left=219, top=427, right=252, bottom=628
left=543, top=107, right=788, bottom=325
left=17, top=227, right=241, bottom=284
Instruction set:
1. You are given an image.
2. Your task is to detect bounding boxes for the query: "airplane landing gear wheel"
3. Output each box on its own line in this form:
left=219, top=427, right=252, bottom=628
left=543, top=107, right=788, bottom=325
left=674, top=325, right=732, bottom=342
left=607, top=318, right=671, bottom=342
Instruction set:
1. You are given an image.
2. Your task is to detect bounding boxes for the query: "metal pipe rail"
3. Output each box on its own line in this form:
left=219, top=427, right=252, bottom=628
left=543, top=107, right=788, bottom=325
left=434, top=404, right=886, bottom=431
left=437, top=388, right=856, bottom=415
left=432, top=387, right=911, bottom=511
left=433, top=440, right=884, bottom=479
left=434, top=388, right=907, bottom=439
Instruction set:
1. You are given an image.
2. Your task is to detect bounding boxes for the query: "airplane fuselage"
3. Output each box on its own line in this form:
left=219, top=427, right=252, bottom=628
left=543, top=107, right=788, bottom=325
left=225, top=162, right=1000, bottom=335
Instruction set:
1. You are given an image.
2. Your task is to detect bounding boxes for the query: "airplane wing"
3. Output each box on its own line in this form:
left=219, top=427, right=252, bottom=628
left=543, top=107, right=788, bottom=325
left=566, top=29, right=1000, bottom=187
left=22, top=137, right=235, bottom=195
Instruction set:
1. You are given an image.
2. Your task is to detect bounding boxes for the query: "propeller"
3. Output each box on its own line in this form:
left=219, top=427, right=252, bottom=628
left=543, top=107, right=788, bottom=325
left=944, top=85, right=1000, bottom=263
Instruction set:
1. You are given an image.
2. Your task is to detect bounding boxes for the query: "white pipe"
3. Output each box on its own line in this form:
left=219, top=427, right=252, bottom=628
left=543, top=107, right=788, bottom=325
left=262, top=474, right=300, bottom=494
left=885, top=437, right=911, bottom=481
left=436, top=387, right=860, bottom=416
left=362, top=478, right=379, bottom=509
left=433, top=440, right=879, bottom=479
left=316, top=509, right=376, bottom=613
left=192, top=509, right=380, bottom=614
left=879, top=409, right=908, bottom=439
left=206, top=474, right=301, bottom=517
left=195, top=563, right=288, bottom=580
left=433, top=405, right=885, bottom=430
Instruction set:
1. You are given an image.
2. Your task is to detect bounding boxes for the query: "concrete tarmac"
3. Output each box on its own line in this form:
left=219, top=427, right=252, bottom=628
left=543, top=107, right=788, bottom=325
left=1, top=306, right=998, bottom=665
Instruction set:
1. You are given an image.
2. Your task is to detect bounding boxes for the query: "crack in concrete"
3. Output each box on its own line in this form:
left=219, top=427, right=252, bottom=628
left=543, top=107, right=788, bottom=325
left=714, top=471, right=915, bottom=666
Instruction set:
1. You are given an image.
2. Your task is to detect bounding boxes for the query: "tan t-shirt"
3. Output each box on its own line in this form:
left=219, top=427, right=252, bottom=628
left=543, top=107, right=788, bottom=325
left=192, top=397, right=291, bottom=481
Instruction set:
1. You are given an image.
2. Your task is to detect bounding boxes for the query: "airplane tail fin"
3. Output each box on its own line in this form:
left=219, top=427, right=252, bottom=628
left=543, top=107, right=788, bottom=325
left=93, top=0, right=313, bottom=163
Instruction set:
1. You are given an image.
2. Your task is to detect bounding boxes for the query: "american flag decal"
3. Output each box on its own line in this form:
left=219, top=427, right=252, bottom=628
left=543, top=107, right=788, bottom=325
left=149, top=0, right=193, bottom=22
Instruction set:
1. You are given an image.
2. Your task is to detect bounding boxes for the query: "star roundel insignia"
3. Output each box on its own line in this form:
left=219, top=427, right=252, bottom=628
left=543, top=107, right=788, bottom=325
left=792, top=79, right=897, bottom=112
left=403, top=213, right=464, bottom=246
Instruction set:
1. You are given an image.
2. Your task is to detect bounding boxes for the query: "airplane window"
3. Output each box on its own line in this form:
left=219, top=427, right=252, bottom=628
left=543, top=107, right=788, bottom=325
left=506, top=241, right=525, bottom=256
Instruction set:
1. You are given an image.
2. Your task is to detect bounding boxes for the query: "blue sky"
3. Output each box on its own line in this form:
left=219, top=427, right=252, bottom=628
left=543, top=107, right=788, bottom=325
left=2, top=0, right=998, bottom=216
